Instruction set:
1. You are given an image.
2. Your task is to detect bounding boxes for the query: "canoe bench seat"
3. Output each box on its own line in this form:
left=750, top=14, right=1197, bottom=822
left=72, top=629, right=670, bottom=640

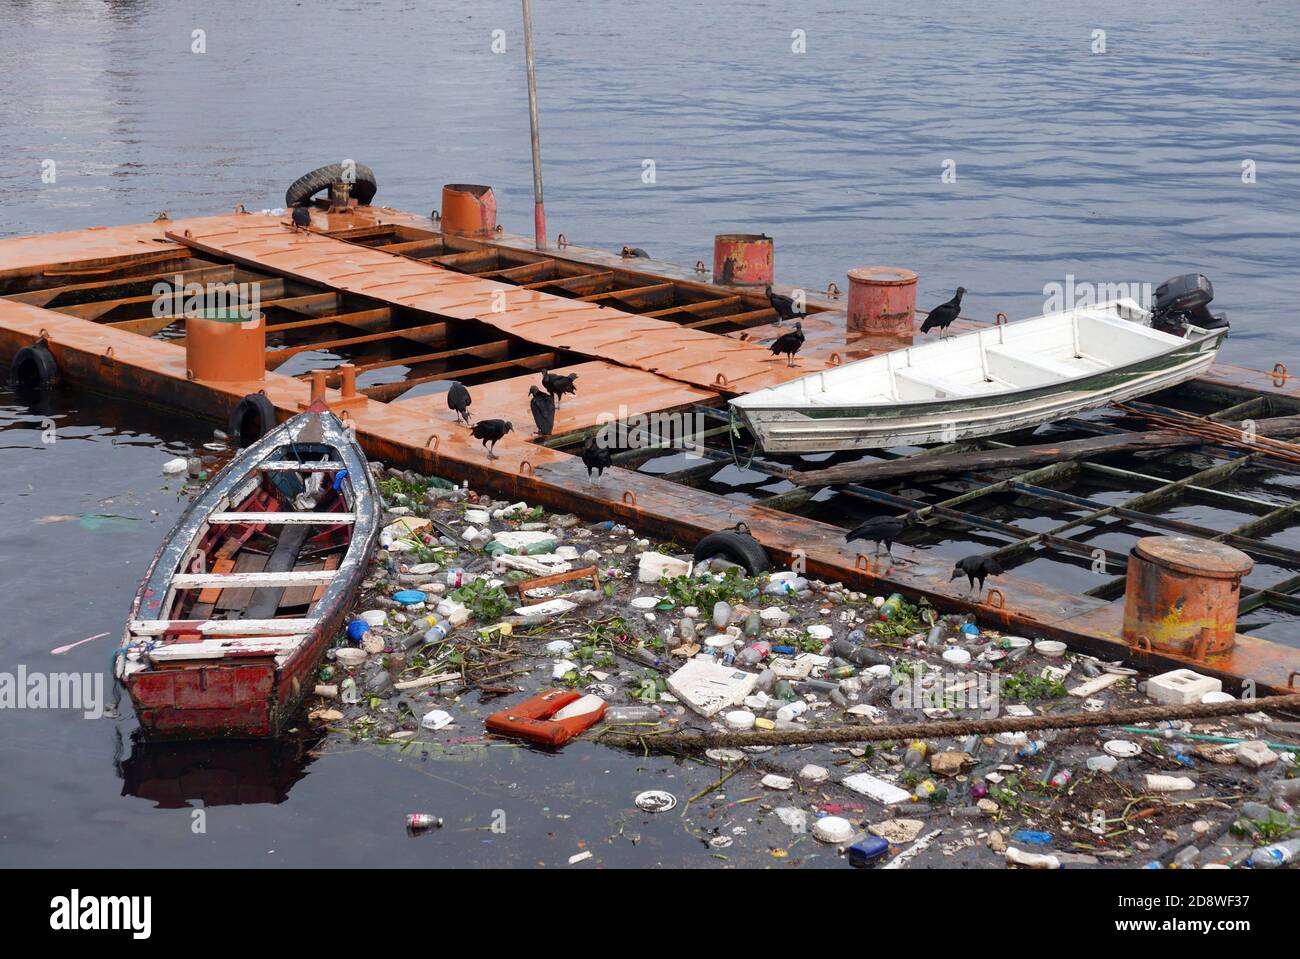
left=894, top=368, right=975, bottom=399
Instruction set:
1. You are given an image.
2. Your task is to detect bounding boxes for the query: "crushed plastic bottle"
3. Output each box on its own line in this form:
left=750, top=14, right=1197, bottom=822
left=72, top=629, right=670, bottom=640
left=1248, top=838, right=1300, bottom=868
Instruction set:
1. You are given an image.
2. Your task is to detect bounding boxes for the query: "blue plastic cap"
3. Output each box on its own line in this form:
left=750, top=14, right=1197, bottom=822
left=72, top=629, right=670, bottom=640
left=346, top=620, right=369, bottom=643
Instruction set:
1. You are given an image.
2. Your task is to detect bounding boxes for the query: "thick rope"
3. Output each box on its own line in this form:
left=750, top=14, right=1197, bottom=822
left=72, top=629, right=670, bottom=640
left=595, top=692, right=1300, bottom=752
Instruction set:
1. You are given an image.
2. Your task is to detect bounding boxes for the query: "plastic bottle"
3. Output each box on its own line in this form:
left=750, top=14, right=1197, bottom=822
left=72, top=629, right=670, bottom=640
left=1248, top=838, right=1300, bottom=868
left=903, top=739, right=929, bottom=769
left=743, top=611, right=762, bottom=637
left=1017, top=739, right=1047, bottom=759
left=832, top=637, right=889, bottom=667
left=605, top=704, right=663, bottom=723
left=445, top=568, right=466, bottom=588
left=340, top=677, right=359, bottom=704
left=879, top=593, right=906, bottom=620
left=712, top=601, right=732, bottom=629
left=776, top=700, right=808, bottom=723
left=737, top=641, right=770, bottom=666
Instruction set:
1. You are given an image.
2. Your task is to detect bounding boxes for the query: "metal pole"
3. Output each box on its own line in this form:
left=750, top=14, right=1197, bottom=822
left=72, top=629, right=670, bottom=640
left=522, top=0, right=546, bottom=249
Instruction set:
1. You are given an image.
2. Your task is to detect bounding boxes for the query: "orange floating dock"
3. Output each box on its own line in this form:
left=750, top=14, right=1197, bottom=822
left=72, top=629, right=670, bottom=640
left=3, top=198, right=1298, bottom=694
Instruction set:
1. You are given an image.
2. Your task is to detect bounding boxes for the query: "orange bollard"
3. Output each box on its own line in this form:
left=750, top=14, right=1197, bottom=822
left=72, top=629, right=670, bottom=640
left=1121, top=536, right=1252, bottom=660
left=185, top=309, right=265, bottom=382
left=713, top=234, right=774, bottom=287
left=440, top=184, right=497, bottom=237
left=847, top=267, right=918, bottom=336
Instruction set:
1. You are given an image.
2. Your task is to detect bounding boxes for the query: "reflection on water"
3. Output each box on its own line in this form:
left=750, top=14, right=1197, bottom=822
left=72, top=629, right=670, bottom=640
left=117, top=729, right=326, bottom=809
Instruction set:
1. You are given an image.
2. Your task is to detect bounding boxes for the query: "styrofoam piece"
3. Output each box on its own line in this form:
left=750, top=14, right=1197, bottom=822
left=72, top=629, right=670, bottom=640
left=1147, top=668, right=1222, bottom=705
left=842, top=772, right=912, bottom=805
left=638, top=551, right=692, bottom=583
left=514, top=598, right=577, bottom=618
left=553, top=693, right=606, bottom=721
left=665, top=659, right=758, bottom=717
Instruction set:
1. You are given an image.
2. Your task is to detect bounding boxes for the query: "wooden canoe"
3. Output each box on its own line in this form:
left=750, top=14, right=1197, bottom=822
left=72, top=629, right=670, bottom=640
left=116, top=401, right=379, bottom=739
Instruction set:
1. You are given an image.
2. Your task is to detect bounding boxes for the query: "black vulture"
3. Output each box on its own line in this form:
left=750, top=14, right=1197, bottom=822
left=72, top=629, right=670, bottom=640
left=765, top=284, right=805, bottom=324
left=581, top=435, right=613, bottom=485
left=845, top=511, right=918, bottom=562
left=291, top=205, right=312, bottom=231
left=528, top=385, right=556, bottom=436
left=446, top=381, right=472, bottom=425
left=470, top=419, right=513, bottom=459
left=769, top=321, right=805, bottom=367
left=951, top=554, right=1004, bottom=595
left=542, top=370, right=578, bottom=404
left=920, top=287, right=965, bottom=338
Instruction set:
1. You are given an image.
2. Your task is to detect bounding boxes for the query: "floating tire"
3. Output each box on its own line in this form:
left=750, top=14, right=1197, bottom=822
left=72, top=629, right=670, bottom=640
left=228, top=393, right=277, bottom=448
left=284, top=162, right=377, bottom=208
left=693, top=522, right=771, bottom=575
left=10, top=343, right=58, bottom=389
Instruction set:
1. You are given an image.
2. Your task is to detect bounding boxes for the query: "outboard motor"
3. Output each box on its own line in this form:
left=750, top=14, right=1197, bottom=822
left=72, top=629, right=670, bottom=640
left=1151, top=274, right=1229, bottom=331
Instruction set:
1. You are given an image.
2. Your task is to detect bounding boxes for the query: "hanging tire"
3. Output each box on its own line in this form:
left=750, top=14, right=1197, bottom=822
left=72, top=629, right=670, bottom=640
left=10, top=343, right=58, bottom=389
left=693, top=522, right=771, bottom=575
left=284, top=162, right=377, bottom=208
left=228, top=393, right=277, bottom=448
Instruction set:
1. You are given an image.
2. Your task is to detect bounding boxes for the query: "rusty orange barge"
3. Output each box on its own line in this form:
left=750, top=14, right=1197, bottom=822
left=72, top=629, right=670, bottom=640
left=3, top=172, right=1299, bottom=706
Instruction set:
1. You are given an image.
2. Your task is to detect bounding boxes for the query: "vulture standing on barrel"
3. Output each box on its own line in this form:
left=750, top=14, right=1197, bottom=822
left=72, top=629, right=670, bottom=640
left=951, top=553, right=1004, bottom=596
left=845, top=511, right=918, bottom=563
left=542, top=370, right=579, bottom=405
left=581, top=435, right=613, bottom=485
left=528, top=385, right=556, bottom=437
left=769, top=321, right=805, bottom=367
left=920, top=287, right=965, bottom=338
left=765, top=285, right=805, bottom=324
left=470, top=419, right=513, bottom=459
left=446, top=381, right=472, bottom=425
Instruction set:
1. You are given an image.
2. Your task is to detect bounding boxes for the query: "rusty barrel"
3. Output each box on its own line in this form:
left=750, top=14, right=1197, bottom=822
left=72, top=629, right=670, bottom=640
left=1122, top=536, right=1252, bottom=659
left=847, top=267, right=918, bottom=336
left=713, top=233, right=773, bottom=287
left=185, top=308, right=265, bottom=382
left=440, top=184, right=497, bottom=237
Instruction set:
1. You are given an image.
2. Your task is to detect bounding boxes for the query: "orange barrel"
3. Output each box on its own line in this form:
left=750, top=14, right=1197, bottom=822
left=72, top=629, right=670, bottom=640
left=185, top=308, right=265, bottom=382
left=440, top=184, right=497, bottom=237
left=713, top=233, right=773, bottom=286
left=1121, top=536, right=1252, bottom=659
left=847, top=267, right=918, bottom=336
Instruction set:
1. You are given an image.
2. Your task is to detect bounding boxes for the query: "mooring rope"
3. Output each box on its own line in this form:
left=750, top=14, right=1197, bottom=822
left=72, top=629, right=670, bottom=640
left=594, top=692, right=1300, bottom=752
left=727, top=407, right=758, bottom=471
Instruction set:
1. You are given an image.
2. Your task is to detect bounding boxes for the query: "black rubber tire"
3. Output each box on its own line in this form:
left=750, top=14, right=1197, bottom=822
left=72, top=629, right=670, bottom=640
left=10, top=343, right=58, bottom=389
left=693, top=523, right=771, bottom=575
left=284, top=162, right=377, bottom=208
left=228, top=393, right=278, bottom=448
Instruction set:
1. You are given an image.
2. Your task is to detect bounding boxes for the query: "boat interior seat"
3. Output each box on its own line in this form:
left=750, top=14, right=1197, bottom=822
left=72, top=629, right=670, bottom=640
left=984, top=344, right=1085, bottom=384
left=894, top=368, right=975, bottom=399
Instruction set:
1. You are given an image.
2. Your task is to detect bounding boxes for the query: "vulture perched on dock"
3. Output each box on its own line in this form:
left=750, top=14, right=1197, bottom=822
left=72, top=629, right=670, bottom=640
left=766, top=285, right=805, bottom=324
left=470, top=419, right=513, bottom=459
left=768, top=321, right=805, bottom=367
left=920, top=287, right=965, bottom=338
left=291, top=205, right=312, bottom=231
left=446, top=381, right=472, bottom=425
left=581, top=435, right=613, bottom=485
left=542, top=370, right=579, bottom=405
left=951, top=553, right=1004, bottom=595
left=529, top=385, right=556, bottom=437
left=845, top=511, right=918, bottom=563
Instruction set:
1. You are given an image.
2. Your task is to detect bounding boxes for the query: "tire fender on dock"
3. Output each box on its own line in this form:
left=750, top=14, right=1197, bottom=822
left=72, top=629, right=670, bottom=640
left=228, top=392, right=278, bottom=447
left=10, top=343, right=59, bottom=389
left=693, top=522, right=771, bottom=575
left=285, top=163, right=377, bottom=208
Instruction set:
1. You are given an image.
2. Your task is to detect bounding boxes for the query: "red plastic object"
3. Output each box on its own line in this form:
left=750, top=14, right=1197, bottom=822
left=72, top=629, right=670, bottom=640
left=485, top=689, right=606, bottom=747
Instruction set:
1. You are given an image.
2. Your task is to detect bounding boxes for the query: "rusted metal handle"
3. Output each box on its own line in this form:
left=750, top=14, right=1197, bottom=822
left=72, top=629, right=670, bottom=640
left=425, top=433, right=441, bottom=450
left=695, top=260, right=707, bottom=274
left=520, top=460, right=534, bottom=477
left=622, top=490, right=637, bottom=507
left=855, top=554, right=873, bottom=573
left=984, top=588, right=1005, bottom=609
left=995, top=312, right=1008, bottom=326
left=829, top=352, right=842, bottom=367
left=825, top=282, right=841, bottom=299
left=557, top=233, right=568, bottom=248
left=1273, top=362, right=1288, bottom=386
left=1128, top=634, right=1153, bottom=652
